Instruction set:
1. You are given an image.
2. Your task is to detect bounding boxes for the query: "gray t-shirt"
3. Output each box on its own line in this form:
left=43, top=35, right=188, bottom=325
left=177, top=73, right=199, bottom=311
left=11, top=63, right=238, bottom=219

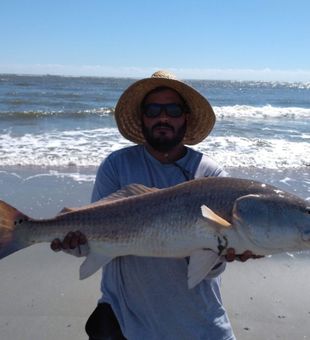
left=91, top=145, right=235, bottom=340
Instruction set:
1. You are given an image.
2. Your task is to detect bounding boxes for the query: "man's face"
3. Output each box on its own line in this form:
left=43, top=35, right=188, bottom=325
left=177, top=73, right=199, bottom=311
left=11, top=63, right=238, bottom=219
left=141, top=89, right=188, bottom=152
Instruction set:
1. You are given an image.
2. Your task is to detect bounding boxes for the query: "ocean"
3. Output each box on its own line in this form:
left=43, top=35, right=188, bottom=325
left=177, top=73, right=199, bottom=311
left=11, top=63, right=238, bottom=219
left=0, top=74, right=309, bottom=218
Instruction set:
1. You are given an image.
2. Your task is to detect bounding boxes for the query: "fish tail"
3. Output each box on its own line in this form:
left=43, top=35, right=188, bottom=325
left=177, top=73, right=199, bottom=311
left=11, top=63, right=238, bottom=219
left=0, top=200, right=29, bottom=259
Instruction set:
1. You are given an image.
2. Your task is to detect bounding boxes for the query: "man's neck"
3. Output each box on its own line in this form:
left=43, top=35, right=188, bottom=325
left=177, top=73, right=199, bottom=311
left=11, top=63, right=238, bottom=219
left=144, top=143, right=187, bottom=164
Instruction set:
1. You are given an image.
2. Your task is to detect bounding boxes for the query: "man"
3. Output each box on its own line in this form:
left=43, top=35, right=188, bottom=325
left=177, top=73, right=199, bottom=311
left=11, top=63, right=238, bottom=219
left=51, top=70, right=256, bottom=339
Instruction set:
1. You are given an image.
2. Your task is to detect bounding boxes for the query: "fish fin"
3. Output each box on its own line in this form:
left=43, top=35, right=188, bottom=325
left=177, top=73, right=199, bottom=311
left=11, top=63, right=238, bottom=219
left=79, top=252, right=113, bottom=279
left=119, top=183, right=160, bottom=196
left=187, top=249, right=220, bottom=289
left=58, top=207, right=76, bottom=214
left=201, top=205, right=231, bottom=228
left=62, top=184, right=160, bottom=213
left=101, top=184, right=160, bottom=202
left=0, top=200, right=29, bottom=259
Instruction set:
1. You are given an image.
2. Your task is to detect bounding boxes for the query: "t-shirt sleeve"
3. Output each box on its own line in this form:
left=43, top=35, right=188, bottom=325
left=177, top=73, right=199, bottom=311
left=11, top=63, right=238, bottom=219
left=195, top=154, right=228, bottom=178
left=91, top=156, right=120, bottom=203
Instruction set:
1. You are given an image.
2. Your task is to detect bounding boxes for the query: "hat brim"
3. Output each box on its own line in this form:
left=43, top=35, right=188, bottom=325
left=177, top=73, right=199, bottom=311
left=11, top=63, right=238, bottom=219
left=114, top=77, right=215, bottom=145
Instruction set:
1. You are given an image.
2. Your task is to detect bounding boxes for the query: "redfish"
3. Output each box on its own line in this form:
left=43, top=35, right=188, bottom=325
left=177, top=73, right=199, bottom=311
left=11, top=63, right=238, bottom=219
left=0, top=177, right=309, bottom=288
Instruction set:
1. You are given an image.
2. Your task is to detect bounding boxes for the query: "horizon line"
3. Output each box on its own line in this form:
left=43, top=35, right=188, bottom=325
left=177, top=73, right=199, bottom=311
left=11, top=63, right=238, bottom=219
left=1, top=64, right=310, bottom=82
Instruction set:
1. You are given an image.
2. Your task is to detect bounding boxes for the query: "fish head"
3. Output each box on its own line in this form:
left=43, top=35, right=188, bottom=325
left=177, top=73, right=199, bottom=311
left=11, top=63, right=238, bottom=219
left=233, top=193, right=310, bottom=253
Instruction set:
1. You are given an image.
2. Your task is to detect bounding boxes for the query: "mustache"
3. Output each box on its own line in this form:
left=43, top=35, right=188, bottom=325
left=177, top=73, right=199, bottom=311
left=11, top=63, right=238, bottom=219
left=152, top=123, right=174, bottom=131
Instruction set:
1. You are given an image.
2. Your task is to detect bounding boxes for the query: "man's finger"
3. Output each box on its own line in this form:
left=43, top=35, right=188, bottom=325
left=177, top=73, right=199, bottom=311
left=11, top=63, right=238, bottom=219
left=50, top=239, right=62, bottom=252
left=239, top=250, right=253, bottom=262
left=225, top=248, right=236, bottom=262
left=78, top=232, right=87, bottom=245
left=62, top=232, right=74, bottom=249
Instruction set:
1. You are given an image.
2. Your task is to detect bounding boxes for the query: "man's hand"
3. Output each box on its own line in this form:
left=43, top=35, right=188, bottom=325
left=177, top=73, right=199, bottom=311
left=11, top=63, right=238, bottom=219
left=50, top=231, right=89, bottom=257
left=225, top=248, right=264, bottom=262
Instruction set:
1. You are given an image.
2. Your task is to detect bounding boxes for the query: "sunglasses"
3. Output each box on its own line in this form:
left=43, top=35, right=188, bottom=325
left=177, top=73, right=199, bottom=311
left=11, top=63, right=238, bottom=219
left=142, top=103, right=185, bottom=118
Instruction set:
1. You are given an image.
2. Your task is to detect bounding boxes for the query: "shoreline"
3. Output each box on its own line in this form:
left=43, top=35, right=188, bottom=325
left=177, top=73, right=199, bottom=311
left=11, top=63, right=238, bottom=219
left=0, top=165, right=95, bottom=218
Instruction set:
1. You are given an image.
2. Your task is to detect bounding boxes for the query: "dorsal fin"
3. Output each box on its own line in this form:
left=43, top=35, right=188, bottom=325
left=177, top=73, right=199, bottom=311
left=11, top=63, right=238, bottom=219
left=105, top=184, right=159, bottom=201
left=58, top=184, right=160, bottom=214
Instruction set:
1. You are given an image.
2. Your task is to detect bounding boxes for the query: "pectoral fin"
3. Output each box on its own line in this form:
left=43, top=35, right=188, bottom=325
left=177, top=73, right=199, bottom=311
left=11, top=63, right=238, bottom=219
left=58, top=207, right=76, bottom=214
left=187, top=249, right=221, bottom=289
left=201, top=205, right=231, bottom=228
left=79, top=252, right=113, bottom=279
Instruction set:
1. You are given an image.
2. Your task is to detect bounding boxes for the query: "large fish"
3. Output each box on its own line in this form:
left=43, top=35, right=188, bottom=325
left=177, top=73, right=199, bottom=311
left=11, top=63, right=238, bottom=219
left=0, top=177, right=309, bottom=288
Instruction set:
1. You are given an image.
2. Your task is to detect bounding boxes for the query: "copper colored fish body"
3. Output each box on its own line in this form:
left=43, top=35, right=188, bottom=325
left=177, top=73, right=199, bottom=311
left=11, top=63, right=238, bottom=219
left=0, top=177, right=309, bottom=288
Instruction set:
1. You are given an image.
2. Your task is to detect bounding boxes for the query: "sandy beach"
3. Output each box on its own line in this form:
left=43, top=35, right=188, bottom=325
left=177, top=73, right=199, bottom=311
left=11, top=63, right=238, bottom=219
left=223, top=256, right=310, bottom=340
left=0, top=245, right=100, bottom=340
left=0, top=247, right=309, bottom=340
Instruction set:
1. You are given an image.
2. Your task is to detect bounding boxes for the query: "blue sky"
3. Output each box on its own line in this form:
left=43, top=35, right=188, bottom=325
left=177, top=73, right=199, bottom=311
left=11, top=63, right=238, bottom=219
left=0, top=0, right=309, bottom=81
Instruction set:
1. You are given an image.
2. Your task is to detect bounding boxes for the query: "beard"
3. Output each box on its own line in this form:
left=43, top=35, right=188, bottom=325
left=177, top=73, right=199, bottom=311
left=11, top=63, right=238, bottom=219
left=141, top=121, right=187, bottom=152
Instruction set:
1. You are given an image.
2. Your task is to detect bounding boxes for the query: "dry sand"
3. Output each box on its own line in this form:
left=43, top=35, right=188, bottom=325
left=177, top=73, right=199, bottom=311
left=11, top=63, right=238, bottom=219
left=0, top=246, right=309, bottom=340
left=0, top=245, right=99, bottom=340
left=223, top=255, right=310, bottom=340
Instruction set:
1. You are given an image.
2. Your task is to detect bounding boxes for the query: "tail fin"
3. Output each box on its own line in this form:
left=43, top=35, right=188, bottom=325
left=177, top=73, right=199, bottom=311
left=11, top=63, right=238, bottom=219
left=0, top=200, right=29, bottom=259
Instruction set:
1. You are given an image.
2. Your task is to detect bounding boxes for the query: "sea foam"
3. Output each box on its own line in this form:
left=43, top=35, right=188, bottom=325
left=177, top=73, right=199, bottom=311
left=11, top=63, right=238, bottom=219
left=0, top=127, right=309, bottom=169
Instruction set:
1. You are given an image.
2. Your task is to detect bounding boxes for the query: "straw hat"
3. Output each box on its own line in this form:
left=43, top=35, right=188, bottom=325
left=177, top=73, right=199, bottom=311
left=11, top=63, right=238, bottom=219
left=114, top=70, right=216, bottom=145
